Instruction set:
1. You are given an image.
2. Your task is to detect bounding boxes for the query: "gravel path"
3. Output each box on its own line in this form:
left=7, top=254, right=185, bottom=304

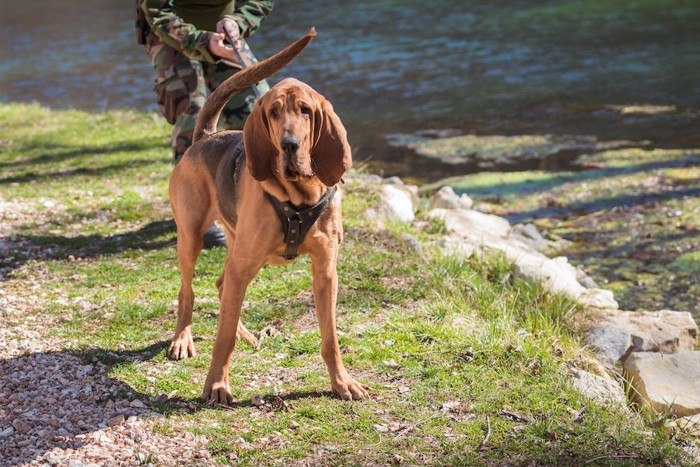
left=0, top=289, right=211, bottom=466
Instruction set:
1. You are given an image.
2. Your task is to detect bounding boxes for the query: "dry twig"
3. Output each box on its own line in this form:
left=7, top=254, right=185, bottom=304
left=478, top=416, right=492, bottom=450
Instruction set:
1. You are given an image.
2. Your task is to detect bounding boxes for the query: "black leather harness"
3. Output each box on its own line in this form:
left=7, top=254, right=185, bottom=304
left=266, top=186, right=338, bottom=260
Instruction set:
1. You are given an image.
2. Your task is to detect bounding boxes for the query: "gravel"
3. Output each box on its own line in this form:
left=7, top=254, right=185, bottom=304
left=0, top=293, right=210, bottom=466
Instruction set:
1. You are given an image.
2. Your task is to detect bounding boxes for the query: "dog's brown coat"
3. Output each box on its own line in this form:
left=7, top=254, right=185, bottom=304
left=167, top=30, right=369, bottom=403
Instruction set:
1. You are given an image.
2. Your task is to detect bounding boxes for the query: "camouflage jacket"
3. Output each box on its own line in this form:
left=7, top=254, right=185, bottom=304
left=141, top=0, right=273, bottom=63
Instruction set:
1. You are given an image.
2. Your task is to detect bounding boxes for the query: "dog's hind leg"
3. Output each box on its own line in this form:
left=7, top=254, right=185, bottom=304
left=217, top=272, right=260, bottom=348
left=168, top=160, right=212, bottom=360
left=168, top=225, right=206, bottom=360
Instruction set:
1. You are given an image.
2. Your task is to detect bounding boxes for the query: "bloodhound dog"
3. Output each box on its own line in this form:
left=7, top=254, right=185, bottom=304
left=167, top=29, right=369, bottom=403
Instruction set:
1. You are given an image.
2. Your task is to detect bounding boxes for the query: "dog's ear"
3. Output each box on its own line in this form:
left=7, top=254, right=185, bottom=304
left=312, top=98, right=352, bottom=187
left=244, top=98, right=277, bottom=181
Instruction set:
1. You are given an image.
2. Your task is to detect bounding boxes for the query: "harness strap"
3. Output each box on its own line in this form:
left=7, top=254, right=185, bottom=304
left=266, top=186, right=338, bottom=260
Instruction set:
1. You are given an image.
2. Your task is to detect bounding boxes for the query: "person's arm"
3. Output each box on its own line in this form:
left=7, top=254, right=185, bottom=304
left=142, top=0, right=217, bottom=62
left=230, top=0, right=274, bottom=38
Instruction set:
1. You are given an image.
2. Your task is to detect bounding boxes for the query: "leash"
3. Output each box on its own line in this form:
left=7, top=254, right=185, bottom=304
left=267, top=186, right=338, bottom=260
left=223, top=29, right=262, bottom=100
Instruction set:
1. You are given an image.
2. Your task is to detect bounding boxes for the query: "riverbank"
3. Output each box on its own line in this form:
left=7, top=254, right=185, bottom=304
left=0, top=103, right=697, bottom=465
left=413, top=131, right=700, bottom=319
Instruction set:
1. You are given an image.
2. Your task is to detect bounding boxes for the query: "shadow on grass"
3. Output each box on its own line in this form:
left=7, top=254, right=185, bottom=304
left=0, top=340, right=335, bottom=464
left=0, top=219, right=177, bottom=281
left=0, top=137, right=168, bottom=170
left=0, top=158, right=165, bottom=185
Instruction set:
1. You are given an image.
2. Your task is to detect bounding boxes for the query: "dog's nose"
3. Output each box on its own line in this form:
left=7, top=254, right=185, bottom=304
left=280, top=136, right=299, bottom=155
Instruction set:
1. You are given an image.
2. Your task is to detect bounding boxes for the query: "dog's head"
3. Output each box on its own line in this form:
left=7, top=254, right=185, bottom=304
left=243, top=78, right=352, bottom=187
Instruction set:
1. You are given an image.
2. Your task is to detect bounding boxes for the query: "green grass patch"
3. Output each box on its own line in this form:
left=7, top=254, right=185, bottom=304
left=0, top=103, right=693, bottom=465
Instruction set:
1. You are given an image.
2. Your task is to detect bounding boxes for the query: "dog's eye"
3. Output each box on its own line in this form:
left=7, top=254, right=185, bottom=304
left=300, top=105, right=311, bottom=116
left=269, top=108, right=279, bottom=119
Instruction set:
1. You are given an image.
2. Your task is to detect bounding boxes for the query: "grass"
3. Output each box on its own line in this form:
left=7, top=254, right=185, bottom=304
left=0, top=102, right=694, bottom=465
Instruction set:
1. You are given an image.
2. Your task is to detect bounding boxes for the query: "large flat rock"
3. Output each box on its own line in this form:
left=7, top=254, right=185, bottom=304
left=623, top=351, right=700, bottom=417
left=586, top=310, right=698, bottom=365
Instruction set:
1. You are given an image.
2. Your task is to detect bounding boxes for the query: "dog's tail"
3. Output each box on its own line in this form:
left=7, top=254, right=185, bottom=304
left=193, top=28, right=317, bottom=143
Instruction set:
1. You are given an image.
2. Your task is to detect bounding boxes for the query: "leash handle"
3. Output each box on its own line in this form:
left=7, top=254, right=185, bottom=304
left=223, top=29, right=262, bottom=100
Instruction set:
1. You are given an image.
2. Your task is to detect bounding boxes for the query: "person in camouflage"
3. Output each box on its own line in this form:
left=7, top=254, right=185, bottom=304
left=139, top=0, right=273, bottom=247
left=141, top=0, right=274, bottom=161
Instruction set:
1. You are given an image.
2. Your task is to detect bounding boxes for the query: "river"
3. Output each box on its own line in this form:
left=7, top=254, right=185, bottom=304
left=1, top=0, right=699, bottom=181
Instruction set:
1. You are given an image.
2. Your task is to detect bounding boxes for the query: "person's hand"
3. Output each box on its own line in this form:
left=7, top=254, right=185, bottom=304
left=216, top=18, right=240, bottom=46
left=208, top=32, right=235, bottom=60
left=208, top=18, right=240, bottom=60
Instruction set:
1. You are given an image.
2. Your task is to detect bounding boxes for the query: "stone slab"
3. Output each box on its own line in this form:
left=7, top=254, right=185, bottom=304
left=623, top=351, right=700, bottom=417
left=586, top=310, right=698, bottom=365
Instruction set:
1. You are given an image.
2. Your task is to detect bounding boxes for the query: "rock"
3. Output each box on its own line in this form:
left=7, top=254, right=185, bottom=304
left=577, top=288, right=618, bottom=310
left=430, top=208, right=511, bottom=239
left=459, top=194, right=474, bottom=209
left=373, top=423, right=389, bottom=433
left=251, top=394, right=265, bottom=406
left=379, top=185, right=416, bottom=223
left=514, top=253, right=585, bottom=297
left=587, top=310, right=698, bottom=365
left=576, top=267, right=598, bottom=289
left=0, top=426, right=14, bottom=437
left=512, top=223, right=542, bottom=242
left=430, top=186, right=459, bottom=209
left=401, top=234, right=422, bottom=255
left=472, top=203, right=494, bottom=214
left=107, top=415, right=125, bottom=427
left=383, top=176, right=404, bottom=185
left=614, top=310, right=698, bottom=352
left=428, top=236, right=476, bottom=259
left=586, top=327, right=634, bottom=366
left=430, top=186, right=473, bottom=210
left=568, top=367, right=627, bottom=407
left=395, top=184, right=419, bottom=210
left=129, top=399, right=147, bottom=409
left=671, top=414, right=700, bottom=437
left=11, top=418, right=30, bottom=433
left=623, top=351, right=700, bottom=417
left=510, top=223, right=571, bottom=254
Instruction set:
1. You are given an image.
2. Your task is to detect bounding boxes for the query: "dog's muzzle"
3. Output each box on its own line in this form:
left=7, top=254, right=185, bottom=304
left=281, top=135, right=299, bottom=155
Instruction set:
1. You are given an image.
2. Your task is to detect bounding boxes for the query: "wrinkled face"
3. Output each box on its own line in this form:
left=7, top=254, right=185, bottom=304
left=244, top=77, right=351, bottom=187
left=263, top=80, right=317, bottom=181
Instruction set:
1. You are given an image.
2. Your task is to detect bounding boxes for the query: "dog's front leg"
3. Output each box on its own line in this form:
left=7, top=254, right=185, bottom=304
left=310, top=249, right=370, bottom=401
left=203, top=258, right=261, bottom=405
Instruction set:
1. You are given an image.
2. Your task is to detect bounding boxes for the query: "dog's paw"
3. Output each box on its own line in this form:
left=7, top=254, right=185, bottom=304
left=167, top=330, right=196, bottom=360
left=202, top=380, right=233, bottom=406
left=237, top=324, right=260, bottom=349
left=332, top=377, right=370, bottom=401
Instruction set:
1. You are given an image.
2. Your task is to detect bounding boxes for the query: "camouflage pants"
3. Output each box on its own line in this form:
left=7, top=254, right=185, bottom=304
left=145, top=32, right=269, bottom=161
